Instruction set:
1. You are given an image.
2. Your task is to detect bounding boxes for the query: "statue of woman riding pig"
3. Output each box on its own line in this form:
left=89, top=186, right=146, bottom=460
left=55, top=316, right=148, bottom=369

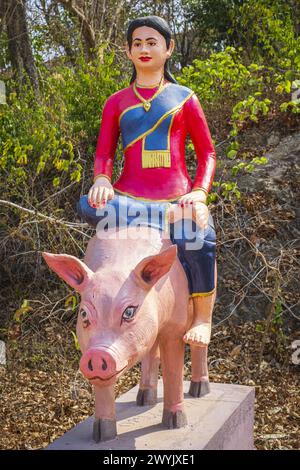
left=43, top=15, right=217, bottom=443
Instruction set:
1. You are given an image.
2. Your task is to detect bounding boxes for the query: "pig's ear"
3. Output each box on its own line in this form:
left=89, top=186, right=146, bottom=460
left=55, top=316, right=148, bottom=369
left=42, top=252, right=93, bottom=292
left=133, top=245, right=177, bottom=289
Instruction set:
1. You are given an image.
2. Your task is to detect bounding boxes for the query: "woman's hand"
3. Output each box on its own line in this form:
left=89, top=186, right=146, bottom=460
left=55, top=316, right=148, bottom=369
left=88, top=176, right=114, bottom=209
left=176, top=190, right=209, bottom=230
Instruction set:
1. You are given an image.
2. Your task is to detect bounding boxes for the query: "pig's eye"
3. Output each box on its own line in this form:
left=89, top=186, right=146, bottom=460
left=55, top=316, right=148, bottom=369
left=122, top=306, right=138, bottom=323
left=80, top=309, right=91, bottom=328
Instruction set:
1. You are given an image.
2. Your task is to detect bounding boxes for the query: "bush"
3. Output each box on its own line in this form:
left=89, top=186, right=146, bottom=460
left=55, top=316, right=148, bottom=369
left=0, top=50, right=126, bottom=199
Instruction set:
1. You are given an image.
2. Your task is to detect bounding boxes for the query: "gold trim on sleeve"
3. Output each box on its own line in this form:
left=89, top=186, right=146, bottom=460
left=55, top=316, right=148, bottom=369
left=192, top=187, right=209, bottom=196
left=93, top=174, right=112, bottom=183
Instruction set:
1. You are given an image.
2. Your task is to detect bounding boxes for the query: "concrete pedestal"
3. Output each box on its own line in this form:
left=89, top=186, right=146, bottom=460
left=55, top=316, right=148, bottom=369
left=46, top=381, right=255, bottom=450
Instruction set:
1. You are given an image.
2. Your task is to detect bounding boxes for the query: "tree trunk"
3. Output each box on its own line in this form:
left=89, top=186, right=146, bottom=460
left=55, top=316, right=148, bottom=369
left=58, top=0, right=96, bottom=60
left=0, top=0, right=40, bottom=98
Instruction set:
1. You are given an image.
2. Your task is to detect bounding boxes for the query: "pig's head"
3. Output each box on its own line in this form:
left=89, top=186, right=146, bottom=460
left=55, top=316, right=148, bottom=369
left=42, top=245, right=177, bottom=387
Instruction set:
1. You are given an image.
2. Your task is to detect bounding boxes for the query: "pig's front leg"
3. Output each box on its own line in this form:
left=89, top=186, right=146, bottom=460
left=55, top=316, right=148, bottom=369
left=136, top=340, right=160, bottom=406
left=159, top=338, right=187, bottom=429
left=93, top=385, right=116, bottom=442
left=189, top=345, right=211, bottom=397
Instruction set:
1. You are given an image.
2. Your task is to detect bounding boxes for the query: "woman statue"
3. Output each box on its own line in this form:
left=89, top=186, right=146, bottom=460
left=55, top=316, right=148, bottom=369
left=77, top=16, right=217, bottom=348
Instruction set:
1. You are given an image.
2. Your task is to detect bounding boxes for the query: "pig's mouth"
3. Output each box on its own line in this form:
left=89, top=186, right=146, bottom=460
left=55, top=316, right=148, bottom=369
left=88, top=364, right=128, bottom=383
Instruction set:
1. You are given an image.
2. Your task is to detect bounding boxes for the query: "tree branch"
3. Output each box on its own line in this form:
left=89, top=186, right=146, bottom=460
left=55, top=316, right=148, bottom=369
left=57, top=0, right=96, bottom=53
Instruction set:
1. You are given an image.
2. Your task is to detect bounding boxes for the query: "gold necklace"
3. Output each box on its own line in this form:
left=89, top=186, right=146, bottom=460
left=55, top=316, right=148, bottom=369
left=133, top=76, right=165, bottom=112
left=135, top=81, right=160, bottom=89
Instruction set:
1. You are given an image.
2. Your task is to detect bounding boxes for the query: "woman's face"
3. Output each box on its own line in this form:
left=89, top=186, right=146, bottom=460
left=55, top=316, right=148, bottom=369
left=125, top=26, right=174, bottom=74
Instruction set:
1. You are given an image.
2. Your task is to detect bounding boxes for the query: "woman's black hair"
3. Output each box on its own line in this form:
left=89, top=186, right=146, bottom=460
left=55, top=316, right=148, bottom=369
left=126, top=16, right=177, bottom=84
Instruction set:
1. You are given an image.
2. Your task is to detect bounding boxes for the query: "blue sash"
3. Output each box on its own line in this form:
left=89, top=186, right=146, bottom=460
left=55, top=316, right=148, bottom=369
left=119, top=84, right=194, bottom=168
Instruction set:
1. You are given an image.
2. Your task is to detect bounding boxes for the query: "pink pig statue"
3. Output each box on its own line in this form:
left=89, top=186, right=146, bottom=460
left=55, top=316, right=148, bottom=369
left=42, top=224, right=214, bottom=442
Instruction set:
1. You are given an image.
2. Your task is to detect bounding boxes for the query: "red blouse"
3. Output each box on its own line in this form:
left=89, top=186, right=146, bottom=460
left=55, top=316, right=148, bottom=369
left=94, top=81, right=216, bottom=201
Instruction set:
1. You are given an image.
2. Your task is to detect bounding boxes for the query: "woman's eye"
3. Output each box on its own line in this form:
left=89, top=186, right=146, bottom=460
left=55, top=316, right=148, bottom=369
left=122, top=306, right=138, bottom=323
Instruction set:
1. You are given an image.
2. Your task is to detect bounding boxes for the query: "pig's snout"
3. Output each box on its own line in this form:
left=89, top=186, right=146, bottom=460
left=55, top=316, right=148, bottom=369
left=79, top=348, right=127, bottom=382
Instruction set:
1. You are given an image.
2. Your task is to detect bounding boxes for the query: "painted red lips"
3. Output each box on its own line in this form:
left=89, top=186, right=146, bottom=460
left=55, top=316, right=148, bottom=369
left=139, top=57, right=152, bottom=61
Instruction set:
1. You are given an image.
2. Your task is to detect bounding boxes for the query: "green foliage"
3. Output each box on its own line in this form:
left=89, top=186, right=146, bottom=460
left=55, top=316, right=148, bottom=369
left=0, top=50, right=126, bottom=192
left=178, top=46, right=274, bottom=200
left=231, top=156, right=268, bottom=177
left=14, top=300, right=33, bottom=323
left=179, top=1, right=300, bottom=201
left=279, top=79, right=300, bottom=114
left=256, top=300, right=287, bottom=356
left=178, top=47, right=257, bottom=104
left=272, top=301, right=284, bottom=327
left=230, top=95, right=272, bottom=137
left=211, top=181, right=241, bottom=202
left=71, top=331, right=80, bottom=351
left=65, top=294, right=78, bottom=313
left=43, top=51, right=122, bottom=150
left=0, top=83, right=75, bottom=187
left=237, top=0, right=299, bottom=67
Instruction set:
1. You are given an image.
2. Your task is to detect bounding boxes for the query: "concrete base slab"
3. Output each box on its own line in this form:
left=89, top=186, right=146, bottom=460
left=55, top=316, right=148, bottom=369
left=46, top=381, right=255, bottom=450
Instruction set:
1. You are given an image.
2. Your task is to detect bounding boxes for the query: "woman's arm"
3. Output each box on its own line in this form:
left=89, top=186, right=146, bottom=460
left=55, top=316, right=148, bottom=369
left=94, top=96, right=120, bottom=182
left=89, top=96, right=120, bottom=208
left=184, top=93, right=216, bottom=195
left=175, top=93, right=216, bottom=229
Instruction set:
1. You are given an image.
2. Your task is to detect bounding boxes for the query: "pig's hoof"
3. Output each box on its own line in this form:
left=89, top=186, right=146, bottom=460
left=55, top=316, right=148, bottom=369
left=136, top=388, right=157, bottom=406
left=162, top=409, right=188, bottom=429
left=93, top=418, right=117, bottom=442
left=189, top=380, right=210, bottom=397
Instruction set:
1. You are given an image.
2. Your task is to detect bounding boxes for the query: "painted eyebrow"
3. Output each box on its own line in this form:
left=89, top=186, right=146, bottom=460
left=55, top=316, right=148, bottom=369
left=132, top=37, right=158, bottom=42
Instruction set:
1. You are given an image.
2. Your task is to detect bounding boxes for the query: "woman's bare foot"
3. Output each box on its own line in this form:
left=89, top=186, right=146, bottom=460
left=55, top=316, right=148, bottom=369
left=183, top=322, right=211, bottom=347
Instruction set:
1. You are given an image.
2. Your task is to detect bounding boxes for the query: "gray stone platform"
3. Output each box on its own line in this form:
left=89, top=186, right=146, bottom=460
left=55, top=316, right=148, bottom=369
left=46, top=381, right=255, bottom=450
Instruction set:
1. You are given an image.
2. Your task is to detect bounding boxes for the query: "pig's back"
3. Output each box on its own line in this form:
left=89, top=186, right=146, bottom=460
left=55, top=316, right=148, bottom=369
left=83, top=226, right=172, bottom=273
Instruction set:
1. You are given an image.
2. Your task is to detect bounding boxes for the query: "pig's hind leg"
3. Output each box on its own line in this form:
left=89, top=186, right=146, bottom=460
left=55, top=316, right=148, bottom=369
left=136, top=340, right=160, bottom=406
left=189, top=345, right=210, bottom=397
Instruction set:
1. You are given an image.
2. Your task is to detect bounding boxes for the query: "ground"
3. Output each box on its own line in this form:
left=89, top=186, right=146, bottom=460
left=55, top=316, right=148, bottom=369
left=0, top=320, right=298, bottom=450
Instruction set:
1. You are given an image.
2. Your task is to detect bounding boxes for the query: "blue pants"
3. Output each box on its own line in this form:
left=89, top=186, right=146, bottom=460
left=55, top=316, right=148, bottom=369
left=77, top=193, right=216, bottom=296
